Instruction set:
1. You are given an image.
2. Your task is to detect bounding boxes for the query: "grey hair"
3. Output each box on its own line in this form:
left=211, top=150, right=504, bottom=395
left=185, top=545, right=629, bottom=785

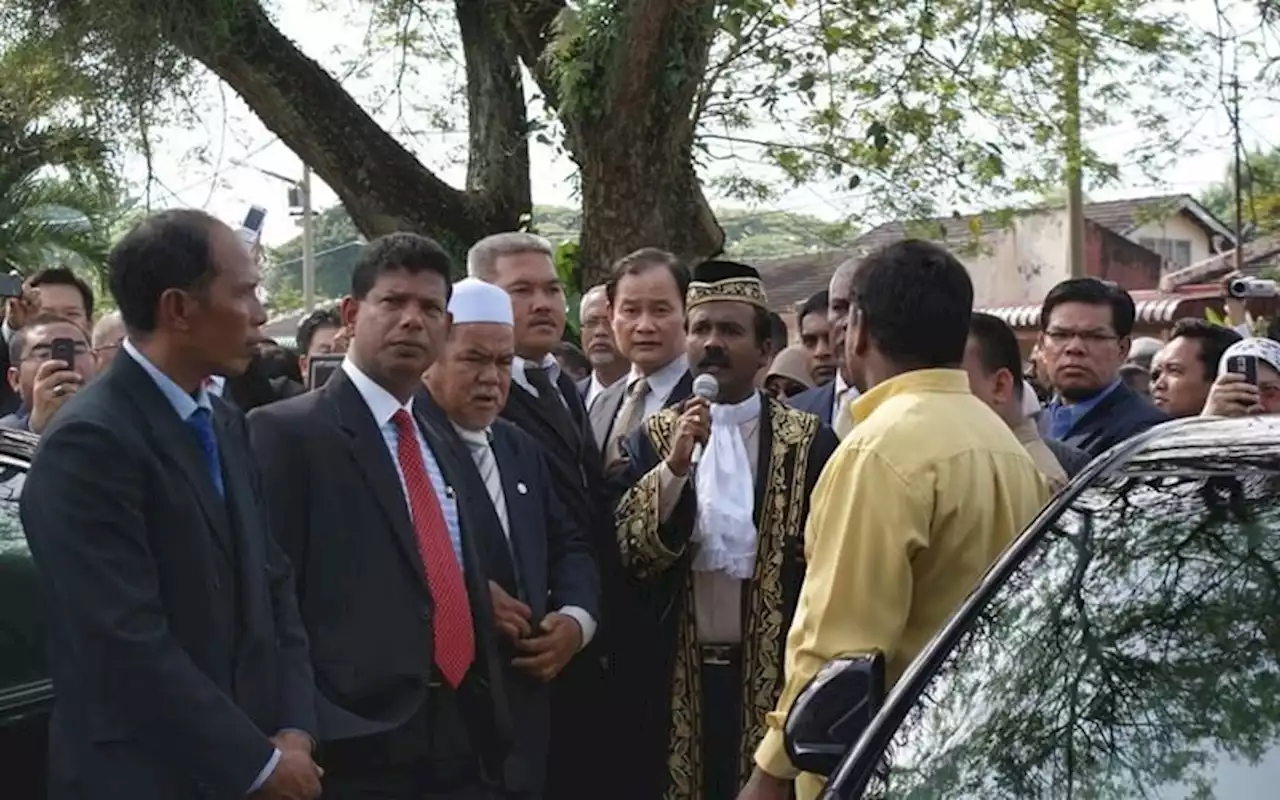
left=466, top=231, right=554, bottom=281
left=91, top=310, right=124, bottom=347
left=579, top=284, right=608, bottom=318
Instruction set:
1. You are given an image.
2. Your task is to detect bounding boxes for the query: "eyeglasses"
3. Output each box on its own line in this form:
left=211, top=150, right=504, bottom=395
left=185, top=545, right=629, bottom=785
left=1043, top=328, right=1119, bottom=347
left=26, top=342, right=90, bottom=362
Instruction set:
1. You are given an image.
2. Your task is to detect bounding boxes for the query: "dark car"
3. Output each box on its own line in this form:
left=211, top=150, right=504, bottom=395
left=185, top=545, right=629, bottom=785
left=0, top=428, right=49, bottom=797
left=791, top=416, right=1280, bottom=798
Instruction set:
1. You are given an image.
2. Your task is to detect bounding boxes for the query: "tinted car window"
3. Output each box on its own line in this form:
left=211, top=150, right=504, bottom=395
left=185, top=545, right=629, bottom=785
left=0, top=459, right=42, bottom=691
left=871, top=468, right=1280, bottom=798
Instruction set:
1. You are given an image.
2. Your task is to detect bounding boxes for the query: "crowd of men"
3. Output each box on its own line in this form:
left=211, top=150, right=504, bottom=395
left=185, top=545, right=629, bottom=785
left=6, top=207, right=1273, bottom=800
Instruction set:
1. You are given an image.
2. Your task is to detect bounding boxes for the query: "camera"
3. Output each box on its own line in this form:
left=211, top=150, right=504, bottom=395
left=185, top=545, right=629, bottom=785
left=1227, top=277, right=1278, bottom=299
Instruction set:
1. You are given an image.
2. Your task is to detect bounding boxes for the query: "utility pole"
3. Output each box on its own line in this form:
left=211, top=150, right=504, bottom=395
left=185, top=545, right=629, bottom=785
left=300, top=165, right=315, bottom=311
left=1062, top=0, right=1086, bottom=279
left=232, top=158, right=317, bottom=311
left=1230, top=51, right=1245, bottom=274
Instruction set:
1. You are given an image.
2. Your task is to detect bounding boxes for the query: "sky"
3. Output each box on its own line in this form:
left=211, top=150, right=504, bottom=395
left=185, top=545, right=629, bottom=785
left=121, top=0, right=1280, bottom=249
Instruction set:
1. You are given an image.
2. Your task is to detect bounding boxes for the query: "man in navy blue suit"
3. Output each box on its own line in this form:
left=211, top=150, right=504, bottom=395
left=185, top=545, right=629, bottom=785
left=789, top=258, right=865, bottom=436
left=421, top=278, right=600, bottom=800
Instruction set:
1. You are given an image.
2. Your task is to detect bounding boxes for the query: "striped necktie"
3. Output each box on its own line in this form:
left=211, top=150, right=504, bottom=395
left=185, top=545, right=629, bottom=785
left=465, top=432, right=509, bottom=539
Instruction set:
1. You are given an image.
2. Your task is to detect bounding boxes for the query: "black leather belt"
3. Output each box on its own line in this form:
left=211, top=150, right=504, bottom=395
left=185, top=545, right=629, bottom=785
left=700, top=644, right=741, bottom=666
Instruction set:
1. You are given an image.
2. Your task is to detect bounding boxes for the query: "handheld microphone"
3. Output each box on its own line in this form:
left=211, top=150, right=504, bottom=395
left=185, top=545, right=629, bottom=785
left=690, top=373, right=719, bottom=466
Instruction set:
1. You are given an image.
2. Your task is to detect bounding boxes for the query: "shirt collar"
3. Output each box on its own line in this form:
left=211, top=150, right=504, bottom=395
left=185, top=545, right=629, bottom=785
left=1049, top=379, right=1121, bottom=420
left=514, top=352, right=559, bottom=381
left=851, top=368, right=971, bottom=425
left=341, top=357, right=413, bottom=427
left=450, top=420, right=491, bottom=448
left=122, top=338, right=213, bottom=422
left=591, top=372, right=624, bottom=396
left=630, top=353, right=689, bottom=397
left=1013, top=417, right=1044, bottom=447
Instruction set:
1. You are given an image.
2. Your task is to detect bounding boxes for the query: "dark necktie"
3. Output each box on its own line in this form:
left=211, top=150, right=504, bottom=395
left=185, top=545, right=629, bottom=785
left=524, top=365, right=576, bottom=440
left=392, top=409, right=474, bottom=687
left=186, top=407, right=224, bottom=497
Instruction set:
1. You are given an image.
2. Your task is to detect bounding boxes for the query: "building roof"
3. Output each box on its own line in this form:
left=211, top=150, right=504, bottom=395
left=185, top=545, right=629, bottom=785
left=1159, top=232, right=1280, bottom=291
left=981, top=284, right=1224, bottom=330
left=753, top=249, right=856, bottom=312
left=848, top=193, right=1237, bottom=255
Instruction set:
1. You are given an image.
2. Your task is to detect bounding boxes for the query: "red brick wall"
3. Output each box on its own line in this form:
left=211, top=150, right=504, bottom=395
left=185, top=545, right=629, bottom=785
left=1085, top=221, right=1163, bottom=291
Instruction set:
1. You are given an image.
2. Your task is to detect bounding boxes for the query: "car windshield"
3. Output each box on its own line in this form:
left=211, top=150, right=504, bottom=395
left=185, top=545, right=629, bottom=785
left=874, top=463, right=1280, bottom=798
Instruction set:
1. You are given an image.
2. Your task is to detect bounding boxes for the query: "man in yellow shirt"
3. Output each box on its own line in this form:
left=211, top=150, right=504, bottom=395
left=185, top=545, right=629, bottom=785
left=739, top=240, right=1052, bottom=800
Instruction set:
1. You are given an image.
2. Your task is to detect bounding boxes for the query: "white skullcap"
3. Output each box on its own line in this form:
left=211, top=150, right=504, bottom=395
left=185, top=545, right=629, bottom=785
left=1219, top=337, right=1280, bottom=376
left=1021, top=380, right=1042, bottom=418
left=448, top=277, right=513, bottom=326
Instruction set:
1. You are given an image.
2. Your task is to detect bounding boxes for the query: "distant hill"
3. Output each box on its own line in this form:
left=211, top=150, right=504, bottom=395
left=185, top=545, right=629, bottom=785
left=265, top=205, right=854, bottom=301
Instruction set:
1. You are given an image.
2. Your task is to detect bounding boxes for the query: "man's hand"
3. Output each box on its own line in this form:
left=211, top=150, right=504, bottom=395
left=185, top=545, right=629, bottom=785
left=512, top=612, right=582, bottom=682
left=736, top=767, right=792, bottom=800
left=664, top=396, right=711, bottom=478
left=489, top=580, right=533, bottom=644
left=1201, top=372, right=1262, bottom=418
left=253, top=745, right=323, bottom=800
left=29, top=357, right=84, bottom=434
left=4, top=282, right=40, bottom=331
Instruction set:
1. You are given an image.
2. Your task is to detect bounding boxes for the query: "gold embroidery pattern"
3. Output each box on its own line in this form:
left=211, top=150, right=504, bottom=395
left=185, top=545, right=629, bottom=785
left=686, top=277, right=768, bottom=309
left=656, top=398, right=822, bottom=799
left=614, top=412, right=683, bottom=578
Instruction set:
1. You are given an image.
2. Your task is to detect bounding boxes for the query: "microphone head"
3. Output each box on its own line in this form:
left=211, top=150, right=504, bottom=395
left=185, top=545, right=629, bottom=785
left=692, top=373, right=720, bottom=402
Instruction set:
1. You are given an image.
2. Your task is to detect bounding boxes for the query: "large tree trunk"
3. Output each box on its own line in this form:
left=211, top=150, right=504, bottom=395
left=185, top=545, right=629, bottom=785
left=136, top=0, right=531, bottom=260
left=509, top=0, right=724, bottom=286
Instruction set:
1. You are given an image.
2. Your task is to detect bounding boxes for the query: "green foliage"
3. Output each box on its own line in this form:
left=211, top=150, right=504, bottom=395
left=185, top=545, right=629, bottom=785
left=1199, top=146, right=1280, bottom=236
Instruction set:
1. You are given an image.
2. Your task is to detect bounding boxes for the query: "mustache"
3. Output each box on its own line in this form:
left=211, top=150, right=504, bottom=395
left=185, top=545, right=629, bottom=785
left=697, top=348, right=730, bottom=369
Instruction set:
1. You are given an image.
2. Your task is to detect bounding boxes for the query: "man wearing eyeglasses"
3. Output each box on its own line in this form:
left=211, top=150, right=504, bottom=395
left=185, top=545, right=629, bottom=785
left=0, top=313, right=97, bottom=433
left=1037, top=278, right=1168, bottom=457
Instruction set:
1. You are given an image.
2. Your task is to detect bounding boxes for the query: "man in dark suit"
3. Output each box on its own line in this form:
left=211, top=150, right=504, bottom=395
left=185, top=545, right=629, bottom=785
left=587, top=249, right=695, bottom=466
left=20, top=209, right=321, bottom=800
left=788, top=260, right=863, bottom=436
left=421, top=277, right=600, bottom=800
left=465, top=232, right=621, bottom=795
left=1036, top=278, right=1170, bottom=457
left=249, top=233, right=511, bottom=799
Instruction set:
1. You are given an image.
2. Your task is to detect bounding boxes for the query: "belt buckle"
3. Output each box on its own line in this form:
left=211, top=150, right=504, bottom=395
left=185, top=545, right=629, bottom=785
left=702, top=644, right=735, bottom=666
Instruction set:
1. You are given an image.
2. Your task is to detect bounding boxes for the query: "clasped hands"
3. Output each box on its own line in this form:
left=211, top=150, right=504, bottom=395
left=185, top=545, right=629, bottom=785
left=489, top=581, right=581, bottom=682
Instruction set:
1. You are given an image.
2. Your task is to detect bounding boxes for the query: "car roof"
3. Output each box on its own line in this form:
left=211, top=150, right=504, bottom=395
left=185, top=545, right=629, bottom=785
left=1109, top=416, right=1280, bottom=476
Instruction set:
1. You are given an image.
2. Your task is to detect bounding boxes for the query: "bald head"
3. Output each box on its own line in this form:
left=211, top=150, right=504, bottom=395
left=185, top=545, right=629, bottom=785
left=91, top=310, right=126, bottom=367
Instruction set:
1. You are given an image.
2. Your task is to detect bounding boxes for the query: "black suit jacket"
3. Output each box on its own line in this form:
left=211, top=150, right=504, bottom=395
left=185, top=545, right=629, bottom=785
left=247, top=370, right=512, bottom=763
left=418, top=391, right=599, bottom=792
left=1040, top=382, right=1170, bottom=457
left=0, top=332, right=19, bottom=417
left=20, top=350, right=315, bottom=800
left=788, top=380, right=835, bottom=425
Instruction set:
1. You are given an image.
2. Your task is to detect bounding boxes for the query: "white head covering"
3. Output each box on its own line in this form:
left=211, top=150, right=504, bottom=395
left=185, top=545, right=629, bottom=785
left=1219, top=337, right=1280, bottom=376
left=1021, top=380, right=1042, bottom=418
left=448, top=277, right=513, bottom=326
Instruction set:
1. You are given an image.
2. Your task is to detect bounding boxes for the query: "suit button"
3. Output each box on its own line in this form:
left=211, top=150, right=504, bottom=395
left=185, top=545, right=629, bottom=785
left=420, top=607, right=431, bottom=621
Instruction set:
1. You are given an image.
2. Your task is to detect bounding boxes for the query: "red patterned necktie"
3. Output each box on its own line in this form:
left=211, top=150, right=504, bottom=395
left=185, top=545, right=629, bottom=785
left=391, top=409, right=474, bottom=687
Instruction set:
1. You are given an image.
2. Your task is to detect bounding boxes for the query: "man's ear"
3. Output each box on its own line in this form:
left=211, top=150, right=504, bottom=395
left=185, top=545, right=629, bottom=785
left=339, top=295, right=358, bottom=330
left=994, top=368, right=1017, bottom=407
left=6, top=365, right=18, bottom=396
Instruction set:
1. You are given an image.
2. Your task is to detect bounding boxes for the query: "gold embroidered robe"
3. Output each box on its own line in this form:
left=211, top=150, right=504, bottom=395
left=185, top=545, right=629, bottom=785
left=612, top=394, right=837, bottom=800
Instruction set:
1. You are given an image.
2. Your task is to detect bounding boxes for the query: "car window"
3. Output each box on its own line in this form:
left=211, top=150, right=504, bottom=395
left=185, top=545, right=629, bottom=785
left=0, top=459, right=43, bottom=691
left=870, top=468, right=1280, bottom=798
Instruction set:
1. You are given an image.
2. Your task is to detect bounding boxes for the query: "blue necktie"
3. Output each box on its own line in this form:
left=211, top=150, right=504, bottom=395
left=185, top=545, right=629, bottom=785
left=186, top=407, right=224, bottom=497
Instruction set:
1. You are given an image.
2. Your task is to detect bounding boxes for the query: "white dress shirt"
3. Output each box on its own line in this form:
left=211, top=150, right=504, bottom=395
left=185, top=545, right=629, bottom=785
left=342, top=359, right=463, bottom=563
left=511, top=353, right=569, bottom=406
left=620, top=353, right=689, bottom=424
left=830, top=371, right=858, bottom=425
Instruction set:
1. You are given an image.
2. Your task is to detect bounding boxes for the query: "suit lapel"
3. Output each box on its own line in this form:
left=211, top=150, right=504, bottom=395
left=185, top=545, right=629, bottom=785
left=214, top=405, right=270, bottom=628
left=114, top=353, right=235, bottom=559
left=492, top=431, right=538, bottom=610
left=666, top=370, right=694, bottom=409
left=589, top=381, right=624, bottom=450
left=327, top=372, right=428, bottom=584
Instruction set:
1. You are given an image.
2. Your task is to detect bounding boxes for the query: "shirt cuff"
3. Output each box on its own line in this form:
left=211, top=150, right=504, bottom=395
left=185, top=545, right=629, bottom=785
left=754, top=727, right=800, bottom=780
left=556, top=605, right=597, bottom=650
left=247, top=747, right=282, bottom=794
left=1, top=320, right=12, bottom=343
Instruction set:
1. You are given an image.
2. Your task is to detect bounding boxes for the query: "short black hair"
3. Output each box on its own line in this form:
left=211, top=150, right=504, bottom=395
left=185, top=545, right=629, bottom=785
left=30, top=267, right=95, bottom=320
left=1040, top=278, right=1136, bottom=338
left=798, top=290, right=828, bottom=328
left=8, top=313, right=86, bottom=366
left=767, top=311, right=788, bottom=351
left=969, top=312, right=1025, bottom=397
left=108, top=209, right=223, bottom=333
left=296, top=306, right=342, bottom=354
left=350, top=232, right=454, bottom=301
left=853, top=240, right=973, bottom=368
left=1168, top=318, right=1242, bottom=381
left=605, top=248, right=690, bottom=308
left=552, top=340, right=591, bottom=374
